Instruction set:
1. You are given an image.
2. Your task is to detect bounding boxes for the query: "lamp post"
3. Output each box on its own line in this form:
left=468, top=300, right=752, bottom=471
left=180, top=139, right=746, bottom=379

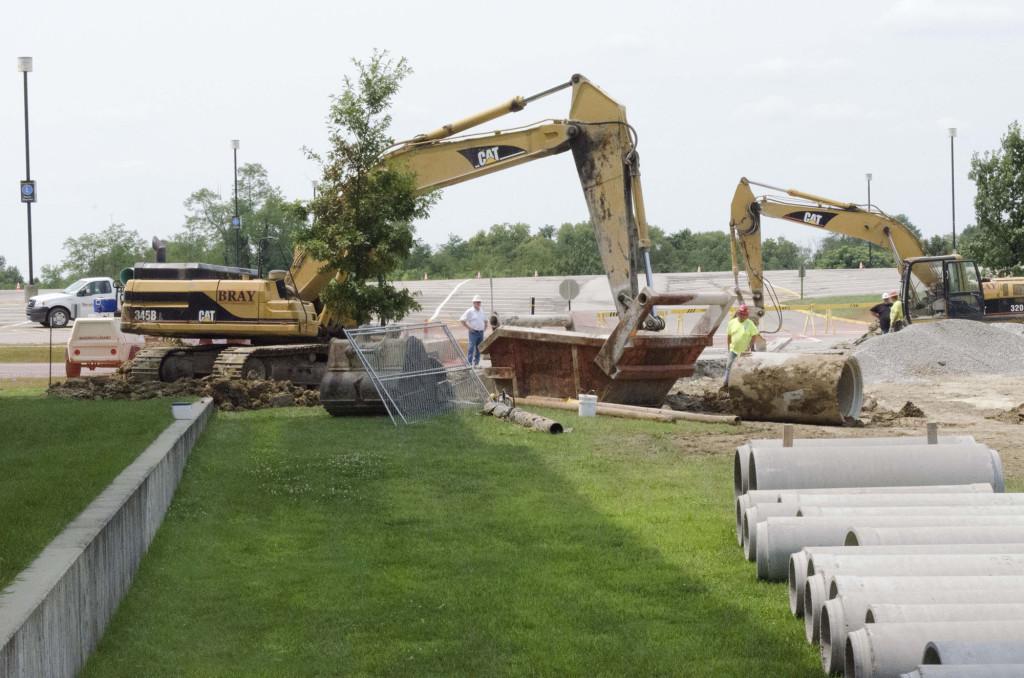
left=231, top=139, right=241, bottom=267
left=17, top=57, right=35, bottom=292
left=948, top=128, right=957, bottom=251
left=866, top=172, right=873, bottom=266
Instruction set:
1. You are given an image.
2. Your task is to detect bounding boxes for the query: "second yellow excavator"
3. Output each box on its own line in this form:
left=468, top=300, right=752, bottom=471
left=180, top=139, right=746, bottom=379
left=728, top=177, right=1024, bottom=327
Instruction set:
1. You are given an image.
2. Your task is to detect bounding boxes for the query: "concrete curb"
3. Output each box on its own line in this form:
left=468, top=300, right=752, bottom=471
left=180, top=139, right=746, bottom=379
left=0, top=397, right=215, bottom=677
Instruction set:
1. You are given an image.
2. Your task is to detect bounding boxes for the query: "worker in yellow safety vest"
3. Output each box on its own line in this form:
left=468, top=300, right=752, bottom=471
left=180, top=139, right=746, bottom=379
left=889, top=290, right=905, bottom=332
left=724, top=304, right=761, bottom=386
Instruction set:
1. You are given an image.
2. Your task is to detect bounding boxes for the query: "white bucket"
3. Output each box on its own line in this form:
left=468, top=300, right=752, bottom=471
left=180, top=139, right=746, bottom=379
left=578, top=393, right=598, bottom=417
left=171, top=402, right=194, bottom=420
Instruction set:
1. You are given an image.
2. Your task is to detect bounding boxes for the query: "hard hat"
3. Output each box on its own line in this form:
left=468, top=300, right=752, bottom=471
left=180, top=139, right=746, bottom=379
left=881, top=292, right=890, bottom=300
left=737, top=304, right=749, bottom=316
left=890, top=290, right=899, bottom=299
left=471, top=295, right=482, bottom=303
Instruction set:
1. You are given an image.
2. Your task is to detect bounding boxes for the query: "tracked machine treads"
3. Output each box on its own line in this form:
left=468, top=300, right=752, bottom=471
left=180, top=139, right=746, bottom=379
left=121, top=74, right=730, bottom=409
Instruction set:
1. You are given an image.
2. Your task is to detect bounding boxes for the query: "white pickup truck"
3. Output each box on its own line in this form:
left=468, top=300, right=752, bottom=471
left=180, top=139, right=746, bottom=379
left=25, top=276, right=118, bottom=328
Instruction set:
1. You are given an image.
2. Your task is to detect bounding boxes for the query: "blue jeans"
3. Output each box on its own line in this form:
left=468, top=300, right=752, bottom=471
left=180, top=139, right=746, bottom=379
left=723, top=351, right=738, bottom=386
left=467, top=329, right=484, bottom=366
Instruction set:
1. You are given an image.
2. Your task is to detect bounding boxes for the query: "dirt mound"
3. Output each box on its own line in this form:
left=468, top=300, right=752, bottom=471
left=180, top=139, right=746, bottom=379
left=989, top=403, right=1024, bottom=425
left=48, top=376, right=320, bottom=411
left=664, top=386, right=734, bottom=414
left=853, top=319, right=1024, bottom=384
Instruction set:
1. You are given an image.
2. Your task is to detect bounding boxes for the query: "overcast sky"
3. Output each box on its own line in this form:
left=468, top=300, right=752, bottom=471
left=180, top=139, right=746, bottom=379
left=2, top=0, right=1022, bottom=277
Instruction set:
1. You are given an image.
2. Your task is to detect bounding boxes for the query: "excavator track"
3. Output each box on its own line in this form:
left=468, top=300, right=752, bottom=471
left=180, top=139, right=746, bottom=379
left=125, top=346, right=179, bottom=382
left=211, top=344, right=328, bottom=386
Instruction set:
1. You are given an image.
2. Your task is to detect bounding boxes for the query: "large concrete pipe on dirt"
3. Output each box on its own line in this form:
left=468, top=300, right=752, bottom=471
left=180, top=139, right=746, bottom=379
left=741, top=504, right=799, bottom=555
left=749, top=444, right=1004, bottom=492
left=803, top=554, right=1024, bottom=645
left=734, top=439, right=979, bottom=496
left=848, top=525, right=1024, bottom=546
left=800, top=504, right=1024, bottom=517
left=755, top=515, right=1024, bottom=577
left=901, top=666, right=1024, bottom=678
left=846, top=621, right=1024, bottom=678
left=790, top=543, right=1024, bottom=618
left=821, top=587, right=1024, bottom=675
left=922, top=639, right=1024, bottom=665
left=735, top=485, right=991, bottom=540
left=726, top=352, right=863, bottom=425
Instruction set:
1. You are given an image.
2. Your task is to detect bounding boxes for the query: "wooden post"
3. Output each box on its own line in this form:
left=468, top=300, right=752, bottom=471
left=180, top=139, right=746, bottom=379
left=927, top=422, right=939, bottom=445
left=783, top=424, right=794, bottom=447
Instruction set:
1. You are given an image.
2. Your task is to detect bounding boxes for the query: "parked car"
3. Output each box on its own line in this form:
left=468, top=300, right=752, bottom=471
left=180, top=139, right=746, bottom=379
left=65, top=317, right=145, bottom=378
left=26, top=277, right=117, bottom=328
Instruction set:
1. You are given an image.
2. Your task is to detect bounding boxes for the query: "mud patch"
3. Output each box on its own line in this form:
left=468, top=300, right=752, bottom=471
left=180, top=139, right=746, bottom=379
left=48, top=375, right=320, bottom=411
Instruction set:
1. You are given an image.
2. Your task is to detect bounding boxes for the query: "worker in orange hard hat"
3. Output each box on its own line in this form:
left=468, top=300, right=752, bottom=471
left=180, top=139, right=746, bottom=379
left=724, top=304, right=760, bottom=386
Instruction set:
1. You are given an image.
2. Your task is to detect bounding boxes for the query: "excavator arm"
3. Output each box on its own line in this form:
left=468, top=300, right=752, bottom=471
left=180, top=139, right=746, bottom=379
left=729, top=177, right=929, bottom=319
left=297, top=74, right=662, bottom=334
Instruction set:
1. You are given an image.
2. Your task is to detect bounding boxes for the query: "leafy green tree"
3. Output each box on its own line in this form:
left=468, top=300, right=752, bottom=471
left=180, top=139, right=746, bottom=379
left=554, top=222, right=603, bottom=275
left=762, top=237, right=808, bottom=270
left=0, top=255, right=24, bottom=288
left=963, top=121, right=1024, bottom=273
left=46, top=223, right=148, bottom=282
left=299, top=50, right=435, bottom=327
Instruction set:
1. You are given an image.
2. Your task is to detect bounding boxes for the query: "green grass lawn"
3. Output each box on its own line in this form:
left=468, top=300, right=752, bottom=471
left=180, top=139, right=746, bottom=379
left=0, top=395, right=173, bottom=590
left=0, top=345, right=64, bottom=363
left=84, top=408, right=821, bottom=677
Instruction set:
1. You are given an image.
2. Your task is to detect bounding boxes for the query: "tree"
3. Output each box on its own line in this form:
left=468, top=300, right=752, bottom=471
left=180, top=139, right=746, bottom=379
left=762, top=237, right=808, bottom=270
left=553, top=222, right=603, bottom=275
left=0, top=256, right=24, bottom=288
left=964, top=121, right=1024, bottom=273
left=46, top=223, right=148, bottom=283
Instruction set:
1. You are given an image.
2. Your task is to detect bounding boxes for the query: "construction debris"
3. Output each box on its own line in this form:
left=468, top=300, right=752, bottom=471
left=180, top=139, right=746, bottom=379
left=482, top=399, right=564, bottom=434
left=48, top=376, right=319, bottom=411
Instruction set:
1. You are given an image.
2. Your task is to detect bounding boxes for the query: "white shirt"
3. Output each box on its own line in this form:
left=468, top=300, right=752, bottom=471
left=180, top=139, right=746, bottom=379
left=460, top=306, right=487, bottom=331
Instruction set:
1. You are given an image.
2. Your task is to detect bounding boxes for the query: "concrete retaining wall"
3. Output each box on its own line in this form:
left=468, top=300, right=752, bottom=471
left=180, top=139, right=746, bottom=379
left=0, top=398, right=214, bottom=677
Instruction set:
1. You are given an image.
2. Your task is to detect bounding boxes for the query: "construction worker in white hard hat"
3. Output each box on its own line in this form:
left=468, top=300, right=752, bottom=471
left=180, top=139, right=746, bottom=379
left=460, top=294, right=487, bottom=366
left=870, top=292, right=894, bottom=333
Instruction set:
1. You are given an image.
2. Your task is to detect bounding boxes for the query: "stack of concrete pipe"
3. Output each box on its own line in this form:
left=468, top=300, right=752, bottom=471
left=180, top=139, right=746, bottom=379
left=731, top=429, right=1024, bottom=677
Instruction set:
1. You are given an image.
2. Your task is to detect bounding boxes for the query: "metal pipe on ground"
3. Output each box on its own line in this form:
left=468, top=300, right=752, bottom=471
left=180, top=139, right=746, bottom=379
left=823, top=576, right=1024, bottom=675
left=804, top=554, right=1024, bottom=645
left=922, top=639, right=1024, bottom=665
left=901, top=666, right=1024, bottom=678
left=846, top=621, right=1024, bottom=678
left=734, top=485, right=993, bottom=541
left=749, top=444, right=1005, bottom=492
left=756, top=515, right=1024, bottom=578
left=482, top=400, right=563, bottom=433
left=734, top=439, right=979, bottom=496
left=790, top=543, right=1024, bottom=618
left=825, top=595, right=1024, bottom=675
left=848, top=526, right=1024, bottom=546
left=518, top=395, right=737, bottom=424
left=726, top=352, right=863, bottom=425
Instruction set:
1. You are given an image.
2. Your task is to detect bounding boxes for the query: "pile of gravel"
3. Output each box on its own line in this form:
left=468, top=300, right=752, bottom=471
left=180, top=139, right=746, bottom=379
left=852, top=319, right=1024, bottom=383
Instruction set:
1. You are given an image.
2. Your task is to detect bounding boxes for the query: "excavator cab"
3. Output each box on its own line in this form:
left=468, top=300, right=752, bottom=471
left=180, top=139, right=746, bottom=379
left=902, top=256, right=985, bottom=324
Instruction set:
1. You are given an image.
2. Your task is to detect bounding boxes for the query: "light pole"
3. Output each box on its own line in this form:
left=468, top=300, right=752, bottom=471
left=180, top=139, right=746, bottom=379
left=866, top=173, right=873, bottom=266
left=948, top=128, right=957, bottom=251
left=17, top=57, right=35, bottom=292
left=231, top=139, right=241, bottom=267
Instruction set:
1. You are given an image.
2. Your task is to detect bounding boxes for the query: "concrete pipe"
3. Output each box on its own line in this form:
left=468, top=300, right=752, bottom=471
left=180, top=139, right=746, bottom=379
left=779, top=490, right=1003, bottom=507
left=801, top=504, right=1024, bottom=517
left=733, top=439, right=978, bottom=497
left=846, top=621, right=1024, bottom=678
left=804, top=554, right=1024, bottom=645
left=749, top=444, right=1005, bottom=492
left=868, top=603, right=1024, bottom=624
left=922, top=639, right=1024, bottom=665
left=848, top=526, right=1024, bottom=547
left=489, top=313, right=574, bottom=330
left=726, top=352, right=863, bottom=425
left=790, top=543, right=1024, bottom=618
left=902, top=667, right=1024, bottom=678
left=822, top=589, right=1024, bottom=675
left=741, top=503, right=799, bottom=558
left=756, top=516, right=1024, bottom=580
left=735, top=485, right=992, bottom=542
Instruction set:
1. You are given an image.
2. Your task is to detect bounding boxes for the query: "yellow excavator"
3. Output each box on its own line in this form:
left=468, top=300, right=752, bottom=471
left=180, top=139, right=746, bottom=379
left=728, top=177, right=1024, bottom=327
left=121, top=74, right=668, bottom=385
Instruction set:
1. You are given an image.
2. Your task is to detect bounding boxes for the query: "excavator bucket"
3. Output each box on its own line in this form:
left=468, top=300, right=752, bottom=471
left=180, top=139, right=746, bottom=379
left=480, top=289, right=732, bottom=407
